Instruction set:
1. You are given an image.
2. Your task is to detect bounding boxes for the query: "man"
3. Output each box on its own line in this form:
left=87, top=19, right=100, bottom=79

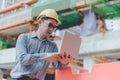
left=10, top=9, right=73, bottom=80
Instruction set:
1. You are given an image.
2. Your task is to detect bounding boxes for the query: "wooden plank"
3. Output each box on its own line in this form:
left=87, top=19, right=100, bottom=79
left=0, top=0, right=38, bottom=14
left=93, top=55, right=112, bottom=63
left=0, top=3, right=24, bottom=14
left=0, top=19, right=34, bottom=31
left=24, top=0, right=38, bottom=6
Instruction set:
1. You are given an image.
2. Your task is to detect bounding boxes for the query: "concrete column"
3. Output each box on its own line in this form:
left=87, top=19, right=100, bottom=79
left=83, top=56, right=96, bottom=72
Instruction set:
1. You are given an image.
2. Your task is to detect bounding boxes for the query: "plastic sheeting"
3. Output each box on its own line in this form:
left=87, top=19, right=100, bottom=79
left=80, top=7, right=97, bottom=36
left=34, top=0, right=60, bottom=7
left=92, top=0, right=120, bottom=19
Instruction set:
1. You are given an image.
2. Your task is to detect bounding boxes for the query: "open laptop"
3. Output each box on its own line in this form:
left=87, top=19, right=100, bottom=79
left=43, top=31, right=81, bottom=61
left=59, top=31, right=81, bottom=59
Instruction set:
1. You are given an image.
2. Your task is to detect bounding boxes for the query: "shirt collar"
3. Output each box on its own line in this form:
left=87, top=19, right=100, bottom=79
left=30, top=31, right=37, bottom=38
left=30, top=31, right=48, bottom=41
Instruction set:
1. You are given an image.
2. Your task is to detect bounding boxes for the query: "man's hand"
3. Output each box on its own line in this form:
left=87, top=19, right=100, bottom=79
left=57, top=52, right=74, bottom=64
left=43, top=53, right=59, bottom=62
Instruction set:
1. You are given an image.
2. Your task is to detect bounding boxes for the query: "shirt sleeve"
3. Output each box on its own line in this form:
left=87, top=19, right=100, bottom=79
left=16, top=34, right=47, bottom=66
left=52, top=61, right=68, bottom=69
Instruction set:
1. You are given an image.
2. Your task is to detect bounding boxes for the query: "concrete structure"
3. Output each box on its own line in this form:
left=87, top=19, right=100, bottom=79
left=0, top=30, right=120, bottom=71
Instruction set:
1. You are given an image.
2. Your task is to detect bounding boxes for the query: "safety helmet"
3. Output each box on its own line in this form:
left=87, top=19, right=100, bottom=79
left=37, top=9, right=61, bottom=24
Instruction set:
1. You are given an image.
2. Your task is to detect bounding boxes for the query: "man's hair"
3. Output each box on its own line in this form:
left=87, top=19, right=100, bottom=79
left=41, top=16, right=49, bottom=20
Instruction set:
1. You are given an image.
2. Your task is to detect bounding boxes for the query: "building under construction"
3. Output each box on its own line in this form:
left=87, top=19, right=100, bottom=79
left=0, top=0, right=120, bottom=80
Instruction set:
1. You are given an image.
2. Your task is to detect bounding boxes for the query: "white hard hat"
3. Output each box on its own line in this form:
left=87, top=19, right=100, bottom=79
left=37, top=9, right=61, bottom=24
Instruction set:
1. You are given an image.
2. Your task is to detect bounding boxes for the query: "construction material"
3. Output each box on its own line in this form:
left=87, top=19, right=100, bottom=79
left=93, top=55, right=112, bottom=63
left=0, top=0, right=38, bottom=15
left=0, top=19, right=34, bottom=31
left=0, top=3, right=24, bottom=14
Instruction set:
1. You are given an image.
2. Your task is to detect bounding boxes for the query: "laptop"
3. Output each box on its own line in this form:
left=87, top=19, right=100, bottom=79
left=59, top=31, right=81, bottom=59
left=43, top=31, right=81, bottom=61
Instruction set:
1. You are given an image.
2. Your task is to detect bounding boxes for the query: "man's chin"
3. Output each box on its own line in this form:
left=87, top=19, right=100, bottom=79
left=46, top=34, right=51, bottom=37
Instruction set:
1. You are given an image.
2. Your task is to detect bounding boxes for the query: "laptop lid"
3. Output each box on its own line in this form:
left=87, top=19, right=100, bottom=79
left=60, top=31, right=81, bottom=59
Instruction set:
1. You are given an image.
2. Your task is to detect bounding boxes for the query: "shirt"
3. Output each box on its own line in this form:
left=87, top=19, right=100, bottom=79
left=10, top=31, right=66, bottom=80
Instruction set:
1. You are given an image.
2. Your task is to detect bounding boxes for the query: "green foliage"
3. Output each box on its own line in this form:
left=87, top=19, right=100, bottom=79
left=0, top=37, right=8, bottom=50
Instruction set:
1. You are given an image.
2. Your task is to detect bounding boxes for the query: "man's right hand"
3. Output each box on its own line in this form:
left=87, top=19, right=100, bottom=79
left=56, top=52, right=74, bottom=65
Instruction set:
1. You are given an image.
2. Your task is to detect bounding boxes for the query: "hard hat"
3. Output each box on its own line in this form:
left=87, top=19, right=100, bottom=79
left=37, top=9, right=61, bottom=24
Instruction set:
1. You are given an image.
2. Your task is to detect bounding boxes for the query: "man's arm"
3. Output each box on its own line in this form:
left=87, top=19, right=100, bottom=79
left=16, top=34, right=53, bottom=66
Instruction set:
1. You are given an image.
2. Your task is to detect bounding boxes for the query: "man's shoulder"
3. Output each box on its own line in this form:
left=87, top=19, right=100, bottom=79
left=47, top=40, right=57, bottom=46
left=19, top=33, right=28, bottom=37
left=18, top=33, right=30, bottom=40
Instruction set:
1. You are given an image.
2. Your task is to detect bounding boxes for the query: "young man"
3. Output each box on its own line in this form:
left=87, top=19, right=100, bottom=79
left=10, top=9, right=73, bottom=80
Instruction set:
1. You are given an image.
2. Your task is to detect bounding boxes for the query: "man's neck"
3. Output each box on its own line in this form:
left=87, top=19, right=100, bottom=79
left=36, top=31, right=46, bottom=40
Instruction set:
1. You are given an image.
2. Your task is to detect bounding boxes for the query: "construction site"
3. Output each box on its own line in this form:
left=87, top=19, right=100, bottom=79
left=0, top=0, right=120, bottom=80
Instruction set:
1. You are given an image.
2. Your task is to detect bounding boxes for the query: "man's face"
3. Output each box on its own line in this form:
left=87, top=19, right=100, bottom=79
left=38, top=17, right=58, bottom=37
